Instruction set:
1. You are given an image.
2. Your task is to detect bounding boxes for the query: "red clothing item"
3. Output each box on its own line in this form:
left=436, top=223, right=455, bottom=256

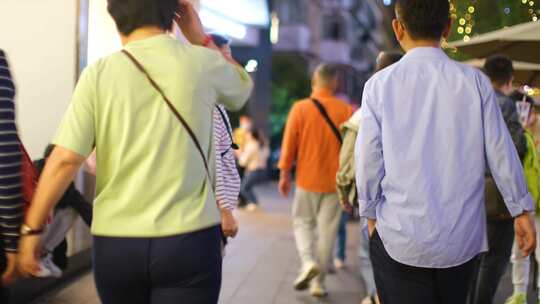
left=278, top=88, right=353, bottom=193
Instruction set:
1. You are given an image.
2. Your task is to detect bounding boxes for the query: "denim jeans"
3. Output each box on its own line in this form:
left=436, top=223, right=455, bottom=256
left=468, top=219, right=514, bottom=304
left=335, top=211, right=349, bottom=261
left=240, top=169, right=266, bottom=204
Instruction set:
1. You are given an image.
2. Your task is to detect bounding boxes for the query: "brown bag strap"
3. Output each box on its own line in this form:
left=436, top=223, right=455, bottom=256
left=121, top=50, right=212, bottom=180
left=311, top=98, right=343, bottom=145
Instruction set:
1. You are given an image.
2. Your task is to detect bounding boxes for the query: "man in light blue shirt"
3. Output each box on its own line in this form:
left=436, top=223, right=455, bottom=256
left=355, top=0, right=536, bottom=303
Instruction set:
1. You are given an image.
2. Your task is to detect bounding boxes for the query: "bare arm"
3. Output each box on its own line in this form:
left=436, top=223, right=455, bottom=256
left=18, top=146, right=86, bottom=275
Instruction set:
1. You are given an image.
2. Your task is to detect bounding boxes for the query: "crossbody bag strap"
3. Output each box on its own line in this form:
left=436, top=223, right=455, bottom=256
left=215, top=105, right=239, bottom=157
left=311, top=98, right=343, bottom=145
left=122, top=50, right=212, bottom=180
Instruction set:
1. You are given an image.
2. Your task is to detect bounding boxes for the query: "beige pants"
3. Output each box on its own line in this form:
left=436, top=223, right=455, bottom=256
left=292, top=187, right=342, bottom=283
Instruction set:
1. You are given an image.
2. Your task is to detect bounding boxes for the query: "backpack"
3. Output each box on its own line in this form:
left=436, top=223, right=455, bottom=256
left=19, top=139, right=39, bottom=217
left=523, top=130, right=540, bottom=211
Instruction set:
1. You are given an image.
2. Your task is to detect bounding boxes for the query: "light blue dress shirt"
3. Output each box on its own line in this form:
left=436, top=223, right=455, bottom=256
left=355, top=47, right=535, bottom=268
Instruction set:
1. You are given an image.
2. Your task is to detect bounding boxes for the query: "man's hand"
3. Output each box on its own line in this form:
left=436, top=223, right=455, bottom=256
left=340, top=201, right=354, bottom=215
left=17, top=235, right=42, bottom=277
left=367, top=219, right=376, bottom=238
left=515, top=212, right=537, bottom=257
left=175, top=0, right=206, bottom=46
left=221, top=210, right=239, bottom=238
left=278, top=170, right=292, bottom=197
left=1, top=252, right=20, bottom=286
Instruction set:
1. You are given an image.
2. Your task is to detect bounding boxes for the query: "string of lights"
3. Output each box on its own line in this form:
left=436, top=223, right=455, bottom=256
left=451, top=0, right=538, bottom=42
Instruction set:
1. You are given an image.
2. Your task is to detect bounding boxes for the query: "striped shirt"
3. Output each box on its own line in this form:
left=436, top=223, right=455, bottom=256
left=0, top=49, right=23, bottom=253
left=214, top=105, right=240, bottom=210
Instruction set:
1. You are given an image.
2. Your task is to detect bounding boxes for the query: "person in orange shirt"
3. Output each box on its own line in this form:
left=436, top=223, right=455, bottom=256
left=278, top=64, right=353, bottom=297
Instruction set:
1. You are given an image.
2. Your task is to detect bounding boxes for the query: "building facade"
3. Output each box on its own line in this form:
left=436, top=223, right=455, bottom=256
left=273, top=0, right=394, bottom=104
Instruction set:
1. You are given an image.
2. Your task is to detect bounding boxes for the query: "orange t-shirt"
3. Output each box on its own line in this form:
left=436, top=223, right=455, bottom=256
left=278, top=89, right=353, bottom=193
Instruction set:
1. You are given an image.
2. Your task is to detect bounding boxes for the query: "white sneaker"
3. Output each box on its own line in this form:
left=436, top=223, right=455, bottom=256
left=35, top=254, right=63, bottom=278
left=361, top=296, right=375, bottom=304
left=334, top=258, right=345, bottom=269
left=246, top=203, right=258, bottom=212
left=294, top=263, right=320, bottom=291
left=310, top=280, right=328, bottom=298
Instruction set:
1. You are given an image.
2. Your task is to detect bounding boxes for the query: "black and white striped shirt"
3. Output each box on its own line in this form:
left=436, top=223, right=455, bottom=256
left=0, top=49, right=23, bottom=253
left=214, top=105, right=240, bottom=210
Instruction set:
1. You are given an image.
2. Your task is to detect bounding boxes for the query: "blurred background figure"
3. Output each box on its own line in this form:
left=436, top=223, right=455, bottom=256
left=505, top=91, right=540, bottom=304
left=238, top=129, right=269, bottom=211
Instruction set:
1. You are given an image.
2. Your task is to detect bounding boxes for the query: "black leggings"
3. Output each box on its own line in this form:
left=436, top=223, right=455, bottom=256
left=93, top=226, right=223, bottom=304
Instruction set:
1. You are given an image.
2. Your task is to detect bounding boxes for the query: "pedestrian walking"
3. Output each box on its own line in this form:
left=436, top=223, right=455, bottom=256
left=336, top=51, right=402, bottom=304
left=239, top=129, right=269, bottom=211
left=506, top=92, right=540, bottom=304
left=278, top=64, right=353, bottom=297
left=468, top=55, right=528, bottom=304
left=0, top=48, right=23, bottom=303
left=355, top=1, right=536, bottom=303
left=17, top=1, right=252, bottom=304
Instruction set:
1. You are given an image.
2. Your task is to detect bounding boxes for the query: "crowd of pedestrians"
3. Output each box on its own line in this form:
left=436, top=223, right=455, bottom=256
left=1, top=0, right=540, bottom=304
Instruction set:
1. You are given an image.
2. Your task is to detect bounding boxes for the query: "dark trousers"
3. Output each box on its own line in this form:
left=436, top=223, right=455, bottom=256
left=468, top=219, right=514, bottom=304
left=240, top=169, right=266, bottom=204
left=93, top=226, right=223, bottom=304
left=0, top=248, right=10, bottom=303
left=370, top=230, right=478, bottom=304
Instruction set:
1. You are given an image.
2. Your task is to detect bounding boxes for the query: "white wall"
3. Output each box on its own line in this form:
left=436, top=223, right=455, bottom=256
left=0, top=0, right=78, bottom=159
left=88, top=0, right=121, bottom=65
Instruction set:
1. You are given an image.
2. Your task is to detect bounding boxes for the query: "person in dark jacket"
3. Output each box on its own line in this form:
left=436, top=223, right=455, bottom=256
left=33, top=144, right=92, bottom=277
left=468, top=55, right=527, bottom=304
left=0, top=49, right=23, bottom=302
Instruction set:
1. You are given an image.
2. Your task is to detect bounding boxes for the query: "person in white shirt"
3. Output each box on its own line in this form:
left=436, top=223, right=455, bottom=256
left=355, top=0, right=536, bottom=303
left=238, top=129, right=269, bottom=211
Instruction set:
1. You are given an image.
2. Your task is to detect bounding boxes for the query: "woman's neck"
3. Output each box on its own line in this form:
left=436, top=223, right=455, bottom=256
left=121, top=26, right=166, bottom=46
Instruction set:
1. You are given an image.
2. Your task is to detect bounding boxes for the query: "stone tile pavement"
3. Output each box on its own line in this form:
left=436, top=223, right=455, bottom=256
left=31, top=183, right=537, bottom=304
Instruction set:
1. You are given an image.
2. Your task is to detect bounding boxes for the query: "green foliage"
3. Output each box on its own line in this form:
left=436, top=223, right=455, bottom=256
left=269, top=53, right=311, bottom=148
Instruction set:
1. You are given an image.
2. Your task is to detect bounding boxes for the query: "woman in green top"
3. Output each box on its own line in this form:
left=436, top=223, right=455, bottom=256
left=17, top=1, right=253, bottom=303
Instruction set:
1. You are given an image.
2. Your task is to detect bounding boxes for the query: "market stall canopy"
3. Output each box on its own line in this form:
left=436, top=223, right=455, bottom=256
left=464, top=59, right=540, bottom=87
left=449, top=21, right=540, bottom=64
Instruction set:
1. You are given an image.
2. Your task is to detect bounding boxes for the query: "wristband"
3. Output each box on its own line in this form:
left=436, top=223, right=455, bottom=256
left=20, top=224, right=44, bottom=236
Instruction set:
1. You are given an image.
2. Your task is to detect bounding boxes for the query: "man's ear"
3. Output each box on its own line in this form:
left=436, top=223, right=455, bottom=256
left=392, top=19, right=404, bottom=42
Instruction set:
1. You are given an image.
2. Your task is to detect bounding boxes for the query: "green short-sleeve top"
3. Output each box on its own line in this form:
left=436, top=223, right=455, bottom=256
left=54, top=34, right=252, bottom=237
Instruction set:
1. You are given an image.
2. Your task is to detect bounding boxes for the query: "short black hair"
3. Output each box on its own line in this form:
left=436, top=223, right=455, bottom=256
left=395, top=0, right=450, bottom=40
left=375, top=51, right=403, bottom=72
left=484, top=55, right=514, bottom=86
left=107, top=0, right=178, bottom=36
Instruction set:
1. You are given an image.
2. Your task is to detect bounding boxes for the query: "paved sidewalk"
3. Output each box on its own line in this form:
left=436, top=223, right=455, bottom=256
left=32, top=182, right=539, bottom=304
left=34, top=183, right=367, bottom=304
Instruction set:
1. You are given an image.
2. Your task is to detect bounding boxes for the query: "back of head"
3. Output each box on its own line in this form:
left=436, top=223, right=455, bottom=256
left=107, top=0, right=178, bottom=36
left=395, top=0, right=450, bottom=40
left=375, top=51, right=404, bottom=72
left=484, top=55, right=514, bottom=87
left=313, top=64, right=340, bottom=90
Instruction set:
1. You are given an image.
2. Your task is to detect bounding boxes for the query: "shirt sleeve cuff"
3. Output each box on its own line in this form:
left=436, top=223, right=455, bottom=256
left=505, top=192, right=536, bottom=217
left=358, top=199, right=381, bottom=219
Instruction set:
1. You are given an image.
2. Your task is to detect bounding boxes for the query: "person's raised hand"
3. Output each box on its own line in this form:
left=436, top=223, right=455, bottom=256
left=515, top=212, right=536, bottom=257
left=175, top=0, right=206, bottom=45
